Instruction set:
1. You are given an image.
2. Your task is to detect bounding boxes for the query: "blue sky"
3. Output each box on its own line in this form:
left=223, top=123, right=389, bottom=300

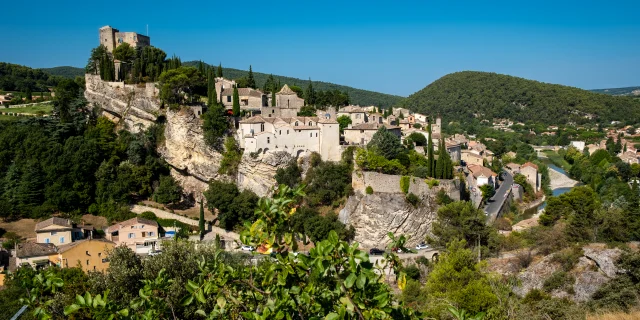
left=1, top=0, right=638, bottom=96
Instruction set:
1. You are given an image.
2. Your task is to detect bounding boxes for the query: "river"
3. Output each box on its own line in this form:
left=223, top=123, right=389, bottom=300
left=522, top=161, right=579, bottom=216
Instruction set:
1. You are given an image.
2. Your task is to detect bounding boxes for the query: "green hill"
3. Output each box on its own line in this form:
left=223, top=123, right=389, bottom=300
left=0, top=62, right=66, bottom=92
left=183, top=61, right=403, bottom=108
left=591, top=86, right=640, bottom=97
left=401, top=71, right=640, bottom=125
left=40, top=66, right=85, bottom=79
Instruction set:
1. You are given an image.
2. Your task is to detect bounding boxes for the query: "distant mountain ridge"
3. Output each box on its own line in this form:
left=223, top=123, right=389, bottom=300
left=182, top=61, right=403, bottom=108
left=401, top=71, right=640, bottom=125
left=41, top=62, right=403, bottom=107
left=590, top=86, right=640, bottom=97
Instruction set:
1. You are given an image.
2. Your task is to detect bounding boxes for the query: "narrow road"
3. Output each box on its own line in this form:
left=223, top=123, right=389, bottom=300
left=484, top=171, right=513, bottom=223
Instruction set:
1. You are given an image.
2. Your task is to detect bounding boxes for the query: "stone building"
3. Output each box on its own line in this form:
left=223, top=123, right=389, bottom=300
left=50, top=239, right=115, bottom=273
left=238, top=114, right=341, bottom=161
left=261, top=85, right=304, bottom=117
left=35, top=217, right=95, bottom=246
left=521, top=162, right=540, bottom=192
left=343, top=123, right=401, bottom=145
left=15, top=242, right=57, bottom=270
left=337, top=106, right=368, bottom=125
left=466, top=164, right=498, bottom=189
left=214, top=77, right=236, bottom=103
left=99, top=26, right=150, bottom=53
left=221, top=87, right=267, bottom=111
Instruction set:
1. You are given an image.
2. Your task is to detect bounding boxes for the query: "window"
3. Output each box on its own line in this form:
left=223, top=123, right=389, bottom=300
left=128, top=233, right=135, bottom=239
left=356, top=114, right=361, bottom=119
left=60, top=237, right=65, bottom=244
left=295, top=122, right=298, bottom=126
left=101, top=258, right=109, bottom=263
left=315, top=133, right=318, bottom=137
left=98, top=253, right=102, bottom=257
left=45, top=238, right=50, bottom=243
left=93, top=266, right=96, bottom=271
left=279, top=130, right=281, bottom=135
left=51, top=231, right=57, bottom=235
left=310, top=132, right=312, bottom=137
left=86, top=260, right=90, bottom=266
left=86, top=251, right=90, bottom=256
left=267, top=137, right=270, bottom=144
left=149, top=232, right=154, bottom=237
left=227, top=96, right=231, bottom=102
left=309, top=121, right=312, bottom=126
left=131, top=226, right=136, bottom=229
left=287, top=130, right=289, bottom=134
left=260, top=124, right=264, bottom=132
left=272, top=110, right=275, bottom=114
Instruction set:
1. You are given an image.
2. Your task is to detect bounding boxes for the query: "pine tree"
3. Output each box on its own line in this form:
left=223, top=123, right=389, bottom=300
left=427, top=121, right=435, bottom=177
left=247, top=65, right=256, bottom=89
left=199, top=199, right=205, bottom=236
left=198, top=60, right=205, bottom=75
left=232, top=86, right=240, bottom=116
left=217, top=63, right=223, bottom=78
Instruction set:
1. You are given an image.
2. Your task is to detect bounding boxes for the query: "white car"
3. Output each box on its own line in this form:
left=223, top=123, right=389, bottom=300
left=416, top=243, right=429, bottom=250
left=241, top=245, right=255, bottom=252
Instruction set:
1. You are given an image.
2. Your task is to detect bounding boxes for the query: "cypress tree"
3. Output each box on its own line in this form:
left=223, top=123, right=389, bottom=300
left=305, top=78, right=315, bottom=105
left=435, top=139, right=444, bottom=179
left=232, top=86, right=240, bottom=116
left=217, top=63, right=223, bottom=78
left=427, top=120, right=434, bottom=177
left=198, top=60, right=205, bottom=75
left=207, top=68, right=216, bottom=107
left=272, top=91, right=276, bottom=107
left=199, top=199, right=205, bottom=236
left=247, top=65, right=256, bottom=89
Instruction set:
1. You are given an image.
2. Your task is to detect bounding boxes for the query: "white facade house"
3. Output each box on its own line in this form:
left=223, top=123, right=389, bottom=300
left=337, top=106, right=368, bottom=125
left=238, top=115, right=341, bottom=161
left=570, top=141, right=586, bottom=151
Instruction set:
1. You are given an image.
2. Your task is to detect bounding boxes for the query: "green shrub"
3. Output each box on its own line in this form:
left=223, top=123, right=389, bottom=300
left=413, top=166, right=429, bottom=178
left=403, top=265, right=421, bottom=280
left=426, top=178, right=439, bottom=188
left=551, top=247, right=583, bottom=272
left=400, top=176, right=410, bottom=194
left=543, top=271, right=575, bottom=292
left=365, top=186, right=373, bottom=194
left=406, top=193, right=420, bottom=207
left=435, top=189, right=452, bottom=205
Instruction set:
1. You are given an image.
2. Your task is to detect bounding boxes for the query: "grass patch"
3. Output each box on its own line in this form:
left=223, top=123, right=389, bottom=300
left=2, top=103, right=53, bottom=115
left=543, top=150, right=572, bottom=171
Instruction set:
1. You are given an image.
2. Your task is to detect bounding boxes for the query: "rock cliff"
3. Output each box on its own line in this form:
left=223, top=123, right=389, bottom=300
left=237, top=151, right=295, bottom=197
left=84, top=74, right=160, bottom=133
left=159, top=109, right=225, bottom=201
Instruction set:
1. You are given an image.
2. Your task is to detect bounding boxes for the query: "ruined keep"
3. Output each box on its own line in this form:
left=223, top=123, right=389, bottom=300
left=99, top=25, right=150, bottom=53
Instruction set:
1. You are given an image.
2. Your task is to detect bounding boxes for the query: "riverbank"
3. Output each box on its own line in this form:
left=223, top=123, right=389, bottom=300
left=549, top=167, right=579, bottom=190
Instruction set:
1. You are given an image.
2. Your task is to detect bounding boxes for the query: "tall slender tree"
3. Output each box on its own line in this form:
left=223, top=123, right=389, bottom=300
left=247, top=65, right=256, bottom=89
left=232, top=86, right=240, bottom=116
left=305, top=78, right=316, bottom=105
left=217, top=63, right=223, bottom=78
left=427, top=120, right=435, bottom=177
left=199, top=199, right=205, bottom=236
left=207, top=68, right=216, bottom=107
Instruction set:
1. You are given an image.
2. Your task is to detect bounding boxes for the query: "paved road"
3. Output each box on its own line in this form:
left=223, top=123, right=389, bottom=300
left=484, top=170, right=513, bottom=223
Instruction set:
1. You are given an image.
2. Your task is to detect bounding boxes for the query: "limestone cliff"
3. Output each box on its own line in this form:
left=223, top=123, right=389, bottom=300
left=237, top=151, right=295, bottom=197
left=159, top=109, right=226, bottom=201
left=339, top=171, right=461, bottom=248
left=84, top=74, right=160, bottom=133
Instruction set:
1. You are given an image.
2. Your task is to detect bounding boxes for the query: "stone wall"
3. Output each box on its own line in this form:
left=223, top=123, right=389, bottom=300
left=353, top=171, right=461, bottom=201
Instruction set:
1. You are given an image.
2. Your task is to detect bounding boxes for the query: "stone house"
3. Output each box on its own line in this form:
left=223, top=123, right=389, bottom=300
left=414, top=113, right=428, bottom=123
left=466, top=164, right=498, bottom=190
left=398, top=119, right=411, bottom=131
left=462, top=150, right=484, bottom=166
left=51, top=239, right=115, bottom=273
left=337, top=106, right=368, bottom=125
left=571, top=141, right=586, bottom=151
left=521, top=162, right=540, bottom=192
left=221, top=87, right=267, bottom=111
left=214, top=78, right=236, bottom=103
left=35, top=217, right=95, bottom=246
left=505, top=163, right=521, bottom=174
left=619, top=151, right=640, bottom=164
left=392, top=107, right=411, bottom=117
left=105, top=217, right=160, bottom=254
left=385, top=115, right=397, bottom=125
left=343, top=123, right=401, bottom=145
left=262, top=85, right=304, bottom=117
left=238, top=115, right=341, bottom=161
left=406, top=114, right=416, bottom=124
left=446, top=142, right=462, bottom=163
left=99, top=26, right=150, bottom=53
left=15, top=242, right=57, bottom=269
left=367, top=113, right=384, bottom=124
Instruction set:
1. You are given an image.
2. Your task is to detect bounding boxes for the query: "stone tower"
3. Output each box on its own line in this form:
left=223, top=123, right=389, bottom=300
left=99, top=26, right=118, bottom=52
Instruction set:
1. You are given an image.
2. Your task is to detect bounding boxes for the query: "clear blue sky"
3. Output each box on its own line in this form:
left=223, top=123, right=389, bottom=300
left=1, top=0, right=638, bottom=96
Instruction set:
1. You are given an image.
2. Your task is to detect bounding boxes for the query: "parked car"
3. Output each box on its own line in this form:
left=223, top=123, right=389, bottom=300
left=416, top=243, right=430, bottom=250
left=369, top=248, right=384, bottom=255
left=241, top=245, right=255, bottom=252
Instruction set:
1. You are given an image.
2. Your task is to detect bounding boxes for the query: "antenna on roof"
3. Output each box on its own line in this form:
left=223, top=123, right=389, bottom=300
left=146, top=24, right=149, bottom=36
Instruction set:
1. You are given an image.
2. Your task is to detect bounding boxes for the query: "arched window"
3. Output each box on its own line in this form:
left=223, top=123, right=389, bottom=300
left=308, top=121, right=312, bottom=126
left=295, top=122, right=298, bottom=126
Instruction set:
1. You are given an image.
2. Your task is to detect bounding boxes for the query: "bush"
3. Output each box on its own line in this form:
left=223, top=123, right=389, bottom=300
left=494, top=217, right=512, bottom=231
left=551, top=247, right=583, bottom=272
left=400, top=176, right=410, bottom=194
left=365, top=186, right=373, bottom=194
left=415, top=256, right=430, bottom=267
left=406, top=193, right=420, bottom=207
left=543, top=271, right=575, bottom=292
left=403, top=265, right=421, bottom=280
left=515, top=250, right=534, bottom=270
left=426, top=178, right=439, bottom=188
left=413, top=166, right=429, bottom=178
left=435, top=189, right=452, bottom=205
left=140, top=211, right=157, bottom=220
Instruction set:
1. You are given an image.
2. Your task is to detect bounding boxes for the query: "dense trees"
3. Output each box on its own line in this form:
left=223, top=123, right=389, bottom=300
left=152, top=175, right=183, bottom=204
left=430, top=201, right=498, bottom=252
left=158, top=66, right=206, bottom=107
left=403, top=71, right=640, bottom=126
left=0, top=62, right=65, bottom=92
left=368, top=126, right=404, bottom=160
left=203, top=180, right=259, bottom=231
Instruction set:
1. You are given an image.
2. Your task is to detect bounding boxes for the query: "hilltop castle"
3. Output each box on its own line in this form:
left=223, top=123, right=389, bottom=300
left=99, top=25, right=150, bottom=53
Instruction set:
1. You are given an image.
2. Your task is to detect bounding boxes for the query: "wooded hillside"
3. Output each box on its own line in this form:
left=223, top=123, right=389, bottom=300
left=39, top=66, right=85, bottom=79
left=401, top=71, right=640, bottom=125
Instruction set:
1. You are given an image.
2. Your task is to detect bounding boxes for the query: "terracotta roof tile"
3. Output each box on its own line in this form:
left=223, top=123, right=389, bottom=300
left=35, top=217, right=72, bottom=231
left=16, top=242, right=57, bottom=258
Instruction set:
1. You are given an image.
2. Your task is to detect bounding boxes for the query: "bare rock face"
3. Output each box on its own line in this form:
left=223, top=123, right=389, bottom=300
left=159, top=109, right=225, bottom=201
left=84, top=74, right=160, bottom=132
left=339, top=191, right=440, bottom=248
left=237, top=151, right=294, bottom=197
left=512, top=255, right=561, bottom=297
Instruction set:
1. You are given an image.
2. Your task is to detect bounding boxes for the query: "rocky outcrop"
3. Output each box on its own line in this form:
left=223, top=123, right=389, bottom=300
left=159, top=109, right=225, bottom=201
left=237, top=151, right=294, bottom=197
left=494, top=245, right=623, bottom=303
left=84, top=74, right=160, bottom=132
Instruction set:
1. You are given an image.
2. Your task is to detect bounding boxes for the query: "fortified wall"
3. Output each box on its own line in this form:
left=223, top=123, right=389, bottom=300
left=84, top=74, right=160, bottom=132
left=340, top=171, right=461, bottom=248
